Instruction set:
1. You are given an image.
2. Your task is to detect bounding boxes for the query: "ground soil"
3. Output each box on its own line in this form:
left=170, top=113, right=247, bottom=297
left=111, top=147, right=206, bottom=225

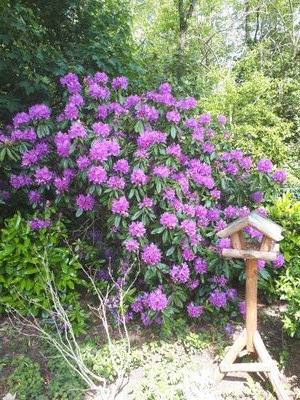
left=0, top=302, right=299, bottom=399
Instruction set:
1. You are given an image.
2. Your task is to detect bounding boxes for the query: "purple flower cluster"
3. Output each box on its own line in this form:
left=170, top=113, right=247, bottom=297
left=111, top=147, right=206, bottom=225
left=170, top=263, right=190, bottom=283
left=129, top=221, right=146, bottom=238
left=257, top=158, right=273, bottom=173
left=28, top=218, right=51, bottom=230
left=187, top=302, right=203, bottom=318
left=76, top=194, right=95, bottom=211
left=141, top=243, right=161, bottom=266
left=209, top=290, right=227, bottom=308
left=111, top=196, right=129, bottom=216
left=160, top=212, right=178, bottom=229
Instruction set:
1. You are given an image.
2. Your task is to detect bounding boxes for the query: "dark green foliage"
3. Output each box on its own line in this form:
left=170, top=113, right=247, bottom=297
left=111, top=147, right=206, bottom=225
left=0, top=0, right=141, bottom=122
left=0, top=212, right=85, bottom=321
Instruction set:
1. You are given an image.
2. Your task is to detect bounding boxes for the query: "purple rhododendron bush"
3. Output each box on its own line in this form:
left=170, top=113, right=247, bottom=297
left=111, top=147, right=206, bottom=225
left=0, top=72, right=287, bottom=330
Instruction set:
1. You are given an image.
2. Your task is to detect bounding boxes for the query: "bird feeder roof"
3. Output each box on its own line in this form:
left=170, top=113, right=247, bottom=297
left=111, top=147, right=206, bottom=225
left=217, top=211, right=284, bottom=242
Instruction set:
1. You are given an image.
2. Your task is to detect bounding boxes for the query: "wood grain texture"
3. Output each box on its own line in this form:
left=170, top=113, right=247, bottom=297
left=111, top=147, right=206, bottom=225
left=222, top=248, right=278, bottom=261
left=246, top=259, right=257, bottom=352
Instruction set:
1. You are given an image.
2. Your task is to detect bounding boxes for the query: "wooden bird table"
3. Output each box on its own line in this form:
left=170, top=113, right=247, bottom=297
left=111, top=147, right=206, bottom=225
left=216, top=211, right=289, bottom=400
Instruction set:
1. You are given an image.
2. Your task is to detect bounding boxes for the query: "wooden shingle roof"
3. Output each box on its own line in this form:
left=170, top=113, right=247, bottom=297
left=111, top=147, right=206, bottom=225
left=217, top=211, right=284, bottom=242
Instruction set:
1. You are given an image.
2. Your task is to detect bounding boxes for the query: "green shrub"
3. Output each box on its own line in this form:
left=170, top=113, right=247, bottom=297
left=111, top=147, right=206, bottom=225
left=6, top=355, right=45, bottom=400
left=269, top=193, right=300, bottom=338
left=46, top=356, right=84, bottom=400
left=0, top=212, right=86, bottom=330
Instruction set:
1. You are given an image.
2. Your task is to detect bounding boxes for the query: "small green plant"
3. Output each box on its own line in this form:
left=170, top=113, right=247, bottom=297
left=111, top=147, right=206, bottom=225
left=46, top=356, right=85, bottom=400
left=180, top=331, right=210, bottom=354
left=6, top=355, right=45, bottom=400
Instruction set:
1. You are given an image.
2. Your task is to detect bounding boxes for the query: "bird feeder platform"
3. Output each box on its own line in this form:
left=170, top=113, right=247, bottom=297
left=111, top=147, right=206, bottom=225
left=216, top=211, right=289, bottom=400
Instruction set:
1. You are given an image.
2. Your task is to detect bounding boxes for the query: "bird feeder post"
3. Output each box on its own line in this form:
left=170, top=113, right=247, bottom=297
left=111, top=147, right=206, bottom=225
left=215, top=211, right=289, bottom=400
left=245, top=258, right=257, bottom=353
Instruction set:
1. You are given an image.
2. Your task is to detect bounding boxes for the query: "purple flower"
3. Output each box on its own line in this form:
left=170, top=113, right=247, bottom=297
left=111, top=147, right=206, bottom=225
left=239, top=301, right=246, bottom=318
left=170, top=263, right=190, bottom=283
left=137, top=130, right=166, bottom=149
left=273, top=253, right=285, bottom=268
left=94, top=71, right=108, bottom=84
left=125, top=239, right=139, bottom=253
left=166, top=110, right=181, bottom=124
left=226, top=162, right=238, bottom=176
left=60, top=73, right=81, bottom=93
left=217, top=115, right=227, bottom=125
left=139, top=197, right=153, bottom=208
left=69, top=93, right=84, bottom=106
left=225, top=324, right=234, bottom=336
left=141, top=243, right=161, bottom=266
left=88, top=83, right=110, bottom=100
left=217, top=238, right=231, bottom=250
left=153, top=165, right=170, bottom=178
left=111, top=196, right=129, bottom=216
left=93, top=122, right=110, bottom=137
left=96, top=104, right=108, bottom=119
left=69, top=121, right=86, bottom=138
left=159, top=82, right=172, bottom=94
left=29, top=104, right=51, bottom=120
left=147, top=287, right=168, bottom=311
left=76, top=194, right=95, bottom=211
left=209, top=290, right=227, bottom=308
left=131, top=169, right=148, bottom=185
left=28, top=218, right=51, bottom=230
left=240, top=156, right=252, bottom=169
left=35, top=167, right=54, bottom=185
left=226, top=288, right=237, bottom=300
left=211, top=189, right=221, bottom=200
left=202, top=141, right=214, bottom=154
left=124, top=95, right=141, bottom=108
left=13, top=112, right=30, bottom=127
left=251, top=191, right=263, bottom=203
left=55, top=132, right=71, bottom=157
left=166, top=143, right=181, bottom=158
left=223, top=205, right=237, bottom=219
left=107, top=176, right=125, bottom=190
left=180, top=219, right=197, bottom=237
left=194, top=257, right=207, bottom=274
left=112, top=76, right=128, bottom=90
left=10, top=175, right=32, bottom=189
left=88, top=166, right=107, bottom=184
left=199, top=113, right=212, bottom=124
left=28, top=190, right=40, bottom=203
left=160, top=212, right=178, bottom=229
left=257, top=158, right=273, bottom=173
left=113, top=159, right=129, bottom=174
left=136, top=105, right=158, bottom=122
left=187, top=302, right=203, bottom=318
left=141, top=312, right=152, bottom=326
left=129, top=221, right=146, bottom=238
left=187, top=279, right=199, bottom=289
left=90, top=139, right=120, bottom=162
left=272, top=169, right=287, bottom=184
left=76, top=156, right=91, bottom=170
left=177, top=96, right=197, bottom=110
left=258, top=260, right=266, bottom=271
left=11, top=129, right=36, bottom=142
left=64, top=102, right=78, bottom=120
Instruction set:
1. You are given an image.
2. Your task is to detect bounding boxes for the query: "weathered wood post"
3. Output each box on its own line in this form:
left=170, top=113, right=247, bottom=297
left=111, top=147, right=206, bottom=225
left=215, top=211, right=289, bottom=400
